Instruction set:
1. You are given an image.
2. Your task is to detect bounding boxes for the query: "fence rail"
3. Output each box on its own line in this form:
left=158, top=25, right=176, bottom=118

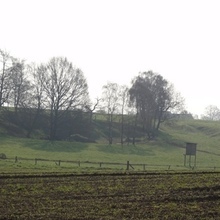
left=1, top=156, right=219, bottom=171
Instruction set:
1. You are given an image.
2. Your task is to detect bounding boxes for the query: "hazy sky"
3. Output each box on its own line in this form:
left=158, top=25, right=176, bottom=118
left=1, top=0, right=220, bottom=116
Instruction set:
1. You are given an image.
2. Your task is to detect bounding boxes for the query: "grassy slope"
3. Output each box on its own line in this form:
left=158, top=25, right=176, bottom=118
left=160, top=119, right=220, bottom=167
left=1, top=118, right=220, bottom=172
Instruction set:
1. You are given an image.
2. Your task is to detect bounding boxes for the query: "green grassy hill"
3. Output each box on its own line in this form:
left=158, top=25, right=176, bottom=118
left=0, top=118, right=220, bottom=172
left=159, top=119, right=220, bottom=168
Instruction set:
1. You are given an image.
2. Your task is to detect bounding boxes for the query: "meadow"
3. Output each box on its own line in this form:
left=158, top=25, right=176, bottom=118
left=1, top=118, right=220, bottom=173
left=1, top=119, right=220, bottom=219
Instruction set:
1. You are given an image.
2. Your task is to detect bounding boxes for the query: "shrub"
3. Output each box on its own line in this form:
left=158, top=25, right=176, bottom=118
left=0, top=153, right=6, bottom=159
left=69, top=134, right=89, bottom=143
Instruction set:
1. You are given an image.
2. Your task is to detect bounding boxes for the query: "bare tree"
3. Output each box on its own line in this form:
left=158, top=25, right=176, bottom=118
left=39, top=57, right=89, bottom=140
left=154, top=82, right=185, bottom=130
left=0, top=49, right=13, bottom=107
left=9, top=59, right=31, bottom=112
left=101, top=82, right=120, bottom=144
left=17, top=63, right=46, bottom=138
left=118, top=85, right=129, bottom=145
left=84, top=97, right=101, bottom=140
left=201, top=105, right=220, bottom=121
left=85, top=97, right=101, bottom=125
left=1, top=58, right=36, bottom=137
left=30, top=64, right=46, bottom=110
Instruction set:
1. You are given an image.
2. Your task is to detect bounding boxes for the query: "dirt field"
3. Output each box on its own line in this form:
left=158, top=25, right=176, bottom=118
left=1, top=172, right=220, bottom=219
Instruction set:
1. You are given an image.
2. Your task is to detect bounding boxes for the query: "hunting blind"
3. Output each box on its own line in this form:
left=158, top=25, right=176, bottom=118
left=184, top=142, right=197, bottom=167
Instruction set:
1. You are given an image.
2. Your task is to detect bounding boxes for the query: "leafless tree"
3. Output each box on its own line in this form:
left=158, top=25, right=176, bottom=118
left=84, top=97, right=101, bottom=139
left=0, top=58, right=34, bottom=137
left=101, top=82, right=120, bottom=144
left=39, top=57, right=89, bottom=140
left=0, top=49, right=13, bottom=107
left=201, top=105, right=220, bottom=121
left=17, top=63, right=46, bottom=137
left=118, top=85, right=129, bottom=145
left=154, top=83, right=185, bottom=130
left=9, top=59, right=31, bottom=112
left=85, top=97, right=101, bottom=125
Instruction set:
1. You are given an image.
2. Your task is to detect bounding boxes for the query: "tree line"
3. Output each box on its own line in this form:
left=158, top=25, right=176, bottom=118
left=0, top=49, right=185, bottom=143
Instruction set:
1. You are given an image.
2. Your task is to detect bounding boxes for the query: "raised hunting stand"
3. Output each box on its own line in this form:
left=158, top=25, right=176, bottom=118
left=184, top=142, right=197, bottom=168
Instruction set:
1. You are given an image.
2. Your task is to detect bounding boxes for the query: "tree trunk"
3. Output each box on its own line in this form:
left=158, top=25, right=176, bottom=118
left=132, top=113, right=138, bottom=145
left=108, top=113, right=113, bottom=145
left=120, top=113, right=124, bottom=145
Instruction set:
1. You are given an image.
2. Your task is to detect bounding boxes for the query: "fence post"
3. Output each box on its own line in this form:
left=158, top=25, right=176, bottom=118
left=78, top=161, right=80, bottom=167
left=15, top=156, right=18, bottom=163
left=58, top=160, right=61, bottom=166
left=100, top=162, right=102, bottom=168
left=35, top=158, right=37, bottom=165
left=127, top=161, right=129, bottom=170
left=143, top=164, right=146, bottom=171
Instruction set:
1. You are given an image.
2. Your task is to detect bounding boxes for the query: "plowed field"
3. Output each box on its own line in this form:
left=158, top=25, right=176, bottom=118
left=1, top=172, right=220, bottom=219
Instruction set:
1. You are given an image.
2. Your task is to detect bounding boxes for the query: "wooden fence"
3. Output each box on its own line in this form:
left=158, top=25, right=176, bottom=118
left=10, top=156, right=178, bottom=170
left=5, top=156, right=220, bottom=171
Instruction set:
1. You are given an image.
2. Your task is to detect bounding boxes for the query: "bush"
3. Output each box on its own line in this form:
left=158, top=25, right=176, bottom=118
left=69, top=134, right=89, bottom=143
left=0, top=153, right=6, bottom=159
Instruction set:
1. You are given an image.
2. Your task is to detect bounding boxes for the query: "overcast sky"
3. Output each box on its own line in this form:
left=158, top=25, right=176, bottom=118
left=1, top=0, right=220, bottom=117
